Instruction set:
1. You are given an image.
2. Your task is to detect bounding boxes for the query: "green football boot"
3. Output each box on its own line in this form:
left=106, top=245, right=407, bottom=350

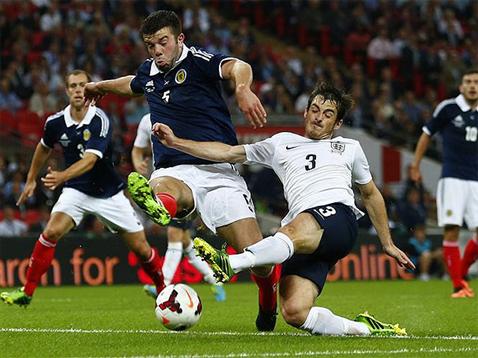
left=193, top=238, right=235, bottom=283
left=354, top=312, right=407, bottom=336
left=0, top=287, right=32, bottom=307
left=127, top=172, right=171, bottom=226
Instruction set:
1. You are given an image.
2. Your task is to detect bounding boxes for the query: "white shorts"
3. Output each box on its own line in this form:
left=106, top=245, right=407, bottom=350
left=150, top=163, right=256, bottom=233
left=437, top=177, right=478, bottom=229
left=52, top=188, right=144, bottom=233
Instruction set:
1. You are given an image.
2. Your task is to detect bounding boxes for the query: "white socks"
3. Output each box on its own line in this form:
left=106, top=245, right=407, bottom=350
left=229, top=232, right=294, bottom=273
left=162, top=242, right=183, bottom=285
left=300, top=307, right=370, bottom=336
left=184, top=241, right=217, bottom=284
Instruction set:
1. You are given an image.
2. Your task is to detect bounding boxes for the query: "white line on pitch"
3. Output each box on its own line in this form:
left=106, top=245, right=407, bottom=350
left=1, top=327, right=478, bottom=341
left=98, top=347, right=478, bottom=358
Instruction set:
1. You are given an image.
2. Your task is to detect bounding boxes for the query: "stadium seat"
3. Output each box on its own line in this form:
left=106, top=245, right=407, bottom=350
left=0, top=110, right=17, bottom=137
left=16, top=110, right=43, bottom=147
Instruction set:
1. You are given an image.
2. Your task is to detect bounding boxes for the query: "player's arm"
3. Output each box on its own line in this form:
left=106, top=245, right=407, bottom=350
left=153, top=123, right=246, bottom=163
left=17, top=143, right=52, bottom=206
left=410, top=132, right=431, bottom=182
left=84, top=75, right=141, bottom=106
left=41, top=153, right=99, bottom=190
left=221, top=59, right=267, bottom=129
left=131, top=145, right=151, bottom=176
left=357, top=180, right=416, bottom=270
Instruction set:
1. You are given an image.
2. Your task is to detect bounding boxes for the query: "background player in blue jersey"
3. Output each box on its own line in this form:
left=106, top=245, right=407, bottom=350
left=411, top=69, right=478, bottom=298
left=0, top=70, right=165, bottom=307
left=131, top=113, right=226, bottom=302
left=84, top=10, right=278, bottom=331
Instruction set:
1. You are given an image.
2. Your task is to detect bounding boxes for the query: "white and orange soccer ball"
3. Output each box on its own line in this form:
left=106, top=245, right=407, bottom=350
left=155, top=284, right=202, bottom=331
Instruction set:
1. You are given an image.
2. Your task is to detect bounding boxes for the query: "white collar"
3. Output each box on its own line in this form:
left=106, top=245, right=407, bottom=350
left=149, top=44, right=190, bottom=76
left=64, top=105, right=96, bottom=128
left=455, top=94, right=474, bottom=112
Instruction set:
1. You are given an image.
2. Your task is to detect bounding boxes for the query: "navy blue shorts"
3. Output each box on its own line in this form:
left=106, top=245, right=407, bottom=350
left=169, top=219, right=193, bottom=230
left=281, top=203, right=358, bottom=293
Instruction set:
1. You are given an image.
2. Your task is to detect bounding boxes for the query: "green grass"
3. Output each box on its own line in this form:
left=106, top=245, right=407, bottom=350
left=1, top=280, right=477, bottom=357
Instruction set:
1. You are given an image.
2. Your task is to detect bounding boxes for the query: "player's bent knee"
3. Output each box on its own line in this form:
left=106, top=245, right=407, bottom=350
left=250, top=265, right=274, bottom=277
left=280, top=301, right=309, bottom=327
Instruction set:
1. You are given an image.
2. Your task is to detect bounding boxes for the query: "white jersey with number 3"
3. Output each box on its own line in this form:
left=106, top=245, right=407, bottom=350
left=244, top=132, right=372, bottom=225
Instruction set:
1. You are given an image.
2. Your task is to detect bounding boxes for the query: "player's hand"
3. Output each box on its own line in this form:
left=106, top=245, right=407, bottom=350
left=152, top=123, right=177, bottom=147
left=16, top=180, right=37, bottom=206
left=84, top=82, right=105, bottom=106
left=235, top=85, right=267, bottom=129
left=41, top=166, right=66, bottom=191
left=136, top=160, right=150, bottom=177
left=383, top=243, right=416, bottom=270
left=409, top=163, right=421, bottom=182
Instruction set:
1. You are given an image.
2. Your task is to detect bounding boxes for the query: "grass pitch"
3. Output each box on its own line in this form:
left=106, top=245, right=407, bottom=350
left=1, top=280, right=477, bottom=357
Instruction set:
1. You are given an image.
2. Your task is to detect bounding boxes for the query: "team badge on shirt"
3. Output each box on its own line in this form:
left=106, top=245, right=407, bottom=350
left=83, top=129, right=91, bottom=141
left=175, top=69, right=187, bottom=84
left=330, top=142, right=345, bottom=154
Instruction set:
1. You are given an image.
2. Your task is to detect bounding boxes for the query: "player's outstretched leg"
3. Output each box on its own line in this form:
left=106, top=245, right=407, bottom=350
left=354, top=312, right=407, bottom=336
left=193, top=237, right=235, bottom=283
left=127, top=172, right=171, bottom=226
left=0, top=287, right=32, bottom=307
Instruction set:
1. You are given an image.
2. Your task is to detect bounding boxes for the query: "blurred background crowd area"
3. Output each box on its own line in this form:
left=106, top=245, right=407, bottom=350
left=0, top=0, right=475, bottom=239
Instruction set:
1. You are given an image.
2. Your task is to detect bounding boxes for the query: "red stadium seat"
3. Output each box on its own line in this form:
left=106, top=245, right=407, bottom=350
left=0, top=110, right=18, bottom=136
left=16, top=110, right=43, bottom=147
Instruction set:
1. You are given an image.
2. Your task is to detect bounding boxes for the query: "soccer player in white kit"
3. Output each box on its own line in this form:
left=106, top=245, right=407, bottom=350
left=153, top=82, right=415, bottom=336
left=411, top=69, right=478, bottom=298
left=132, top=113, right=226, bottom=301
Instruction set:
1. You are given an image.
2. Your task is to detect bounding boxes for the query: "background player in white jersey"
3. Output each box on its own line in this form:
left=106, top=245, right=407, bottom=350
left=84, top=10, right=279, bottom=331
left=411, top=69, right=478, bottom=298
left=131, top=113, right=225, bottom=301
left=153, top=82, right=415, bottom=336
left=0, top=70, right=165, bottom=307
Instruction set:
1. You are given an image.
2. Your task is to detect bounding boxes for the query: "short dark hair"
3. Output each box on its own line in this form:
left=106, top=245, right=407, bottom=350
left=306, top=82, right=354, bottom=121
left=65, top=69, right=91, bottom=86
left=140, top=10, right=182, bottom=38
left=463, top=68, right=478, bottom=77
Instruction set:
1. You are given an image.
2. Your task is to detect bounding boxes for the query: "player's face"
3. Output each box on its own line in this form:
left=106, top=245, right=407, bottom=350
left=65, top=73, right=88, bottom=109
left=460, top=73, right=478, bottom=104
left=303, top=96, right=342, bottom=140
left=143, top=27, right=184, bottom=72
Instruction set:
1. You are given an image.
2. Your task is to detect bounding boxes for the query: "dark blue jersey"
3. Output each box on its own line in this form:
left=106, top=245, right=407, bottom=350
left=41, top=105, right=125, bottom=198
left=423, top=95, right=478, bottom=181
left=130, top=45, right=238, bottom=169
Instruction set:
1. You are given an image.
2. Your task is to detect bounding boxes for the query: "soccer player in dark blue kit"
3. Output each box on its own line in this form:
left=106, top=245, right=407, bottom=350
left=411, top=69, right=478, bottom=298
left=0, top=70, right=165, bottom=306
left=84, top=10, right=279, bottom=331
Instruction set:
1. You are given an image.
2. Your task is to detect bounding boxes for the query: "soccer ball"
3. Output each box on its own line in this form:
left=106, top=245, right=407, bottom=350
left=155, top=284, right=202, bottom=331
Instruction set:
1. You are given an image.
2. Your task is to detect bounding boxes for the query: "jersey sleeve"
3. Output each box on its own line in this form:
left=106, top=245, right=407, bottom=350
left=190, top=47, right=236, bottom=80
left=423, top=100, right=452, bottom=136
left=130, top=61, right=150, bottom=94
left=130, top=75, right=144, bottom=94
left=41, top=117, right=56, bottom=148
left=85, top=112, right=111, bottom=159
left=352, top=143, right=372, bottom=184
left=133, top=114, right=151, bottom=148
left=244, top=136, right=278, bottom=168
